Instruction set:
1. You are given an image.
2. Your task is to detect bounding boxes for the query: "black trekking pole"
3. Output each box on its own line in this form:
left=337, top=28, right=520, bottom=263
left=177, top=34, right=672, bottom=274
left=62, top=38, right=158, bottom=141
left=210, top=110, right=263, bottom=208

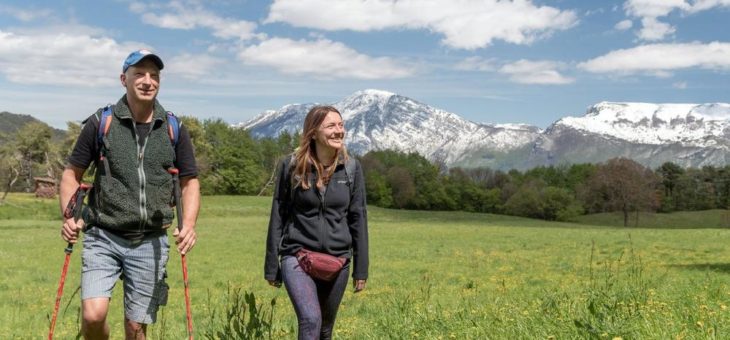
left=48, top=183, right=91, bottom=340
left=168, top=168, right=193, bottom=339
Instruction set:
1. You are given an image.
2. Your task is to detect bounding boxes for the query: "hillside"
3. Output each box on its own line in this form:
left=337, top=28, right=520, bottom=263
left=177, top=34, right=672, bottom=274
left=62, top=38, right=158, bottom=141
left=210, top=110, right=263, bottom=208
left=0, top=111, right=66, bottom=144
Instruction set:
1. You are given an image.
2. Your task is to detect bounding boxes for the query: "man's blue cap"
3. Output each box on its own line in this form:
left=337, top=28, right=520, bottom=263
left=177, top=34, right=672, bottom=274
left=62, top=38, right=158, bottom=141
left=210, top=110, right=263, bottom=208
left=122, top=49, right=164, bottom=73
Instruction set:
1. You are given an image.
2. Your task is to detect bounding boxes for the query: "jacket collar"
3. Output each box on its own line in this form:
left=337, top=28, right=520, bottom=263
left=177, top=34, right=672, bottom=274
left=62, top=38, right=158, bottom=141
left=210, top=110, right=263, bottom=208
left=114, top=95, right=167, bottom=122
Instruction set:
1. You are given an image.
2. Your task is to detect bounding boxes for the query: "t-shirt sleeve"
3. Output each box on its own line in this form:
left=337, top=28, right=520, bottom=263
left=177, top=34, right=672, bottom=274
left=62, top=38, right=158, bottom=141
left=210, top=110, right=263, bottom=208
left=174, top=124, right=198, bottom=178
left=67, top=115, right=99, bottom=170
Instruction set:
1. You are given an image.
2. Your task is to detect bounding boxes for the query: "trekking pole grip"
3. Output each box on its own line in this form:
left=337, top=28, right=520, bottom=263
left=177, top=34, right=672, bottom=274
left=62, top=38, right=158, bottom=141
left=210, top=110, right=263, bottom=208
left=64, top=183, right=92, bottom=254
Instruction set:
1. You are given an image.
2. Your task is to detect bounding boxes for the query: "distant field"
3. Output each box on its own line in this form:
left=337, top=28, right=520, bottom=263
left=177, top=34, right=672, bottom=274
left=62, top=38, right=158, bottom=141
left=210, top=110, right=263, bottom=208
left=572, top=209, right=730, bottom=229
left=0, top=194, right=728, bottom=339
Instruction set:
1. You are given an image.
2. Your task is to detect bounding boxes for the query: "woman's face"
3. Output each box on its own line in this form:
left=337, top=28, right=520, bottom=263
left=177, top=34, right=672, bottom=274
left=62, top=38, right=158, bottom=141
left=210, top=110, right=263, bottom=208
left=314, top=111, right=345, bottom=153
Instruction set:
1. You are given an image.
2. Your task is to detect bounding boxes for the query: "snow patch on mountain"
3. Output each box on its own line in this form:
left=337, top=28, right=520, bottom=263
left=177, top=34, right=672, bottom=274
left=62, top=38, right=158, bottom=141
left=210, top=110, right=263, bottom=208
left=555, top=102, right=730, bottom=147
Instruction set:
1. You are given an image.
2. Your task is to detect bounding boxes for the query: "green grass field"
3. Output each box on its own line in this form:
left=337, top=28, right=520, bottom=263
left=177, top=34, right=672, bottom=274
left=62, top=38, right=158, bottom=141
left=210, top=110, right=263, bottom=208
left=0, top=194, right=728, bottom=339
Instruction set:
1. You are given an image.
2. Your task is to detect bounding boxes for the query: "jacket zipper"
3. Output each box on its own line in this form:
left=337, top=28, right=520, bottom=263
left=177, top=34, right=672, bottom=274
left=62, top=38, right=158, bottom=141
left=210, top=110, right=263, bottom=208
left=317, top=176, right=328, bottom=251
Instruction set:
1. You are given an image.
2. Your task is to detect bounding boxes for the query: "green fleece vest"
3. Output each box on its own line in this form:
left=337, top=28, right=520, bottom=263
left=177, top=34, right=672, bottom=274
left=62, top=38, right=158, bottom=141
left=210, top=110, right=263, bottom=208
left=88, top=96, right=175, bottom=233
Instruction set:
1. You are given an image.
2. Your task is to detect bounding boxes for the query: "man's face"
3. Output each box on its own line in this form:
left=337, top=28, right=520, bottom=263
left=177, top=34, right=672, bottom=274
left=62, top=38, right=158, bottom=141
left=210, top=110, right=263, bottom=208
left=314, top=111, right=345, bottom=152
left=121, top=59, right=160, bottom=103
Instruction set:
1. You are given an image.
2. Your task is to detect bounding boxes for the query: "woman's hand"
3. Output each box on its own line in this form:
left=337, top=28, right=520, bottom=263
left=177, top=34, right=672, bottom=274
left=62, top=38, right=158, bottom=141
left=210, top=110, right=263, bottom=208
left=353, top=279, right=366, bottom=293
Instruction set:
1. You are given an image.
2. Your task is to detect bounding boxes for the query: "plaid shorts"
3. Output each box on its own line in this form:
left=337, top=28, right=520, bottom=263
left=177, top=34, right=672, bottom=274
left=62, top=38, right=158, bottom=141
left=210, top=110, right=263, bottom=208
left=81, top=227, right=170, bottom=324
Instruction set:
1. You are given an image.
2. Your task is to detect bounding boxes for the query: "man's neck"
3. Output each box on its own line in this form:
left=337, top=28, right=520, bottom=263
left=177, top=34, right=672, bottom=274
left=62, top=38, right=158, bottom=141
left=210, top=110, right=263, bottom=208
left=126, top=96, right=155, bottom=123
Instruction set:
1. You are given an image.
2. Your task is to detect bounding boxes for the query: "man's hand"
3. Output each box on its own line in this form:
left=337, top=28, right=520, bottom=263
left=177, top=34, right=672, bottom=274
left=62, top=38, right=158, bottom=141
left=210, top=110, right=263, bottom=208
left=353, top=279, right=366, bottom=293
left=61, top=217, right=84, bottom=243
left=173, top=226, right=197, bottom=255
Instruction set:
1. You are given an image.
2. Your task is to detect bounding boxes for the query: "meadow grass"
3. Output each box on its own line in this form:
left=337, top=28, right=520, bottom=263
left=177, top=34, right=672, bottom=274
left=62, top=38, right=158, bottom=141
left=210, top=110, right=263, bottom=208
left=0, top=194, right=728, bottom=339
left=571, top=209, right=730, bottom=229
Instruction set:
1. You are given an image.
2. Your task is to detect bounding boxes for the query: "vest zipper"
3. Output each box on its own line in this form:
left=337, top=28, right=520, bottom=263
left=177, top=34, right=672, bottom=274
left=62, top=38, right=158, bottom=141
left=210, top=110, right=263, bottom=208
left=132, top=121, right=149, bottom=233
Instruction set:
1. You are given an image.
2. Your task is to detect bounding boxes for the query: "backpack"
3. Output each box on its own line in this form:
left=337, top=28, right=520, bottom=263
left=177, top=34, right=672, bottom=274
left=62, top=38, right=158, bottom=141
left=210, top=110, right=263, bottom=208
left=94, top=104, right=180, bottom=174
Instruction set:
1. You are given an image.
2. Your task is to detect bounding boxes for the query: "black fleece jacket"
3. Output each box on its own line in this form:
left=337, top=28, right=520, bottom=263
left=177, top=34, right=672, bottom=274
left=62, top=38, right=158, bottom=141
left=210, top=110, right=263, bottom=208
left=264, top=157, right=369, bottom=281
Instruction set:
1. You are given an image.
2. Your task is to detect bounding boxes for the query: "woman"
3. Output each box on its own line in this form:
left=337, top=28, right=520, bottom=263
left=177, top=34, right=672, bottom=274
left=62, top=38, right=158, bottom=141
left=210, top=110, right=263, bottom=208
left=264, top=105, right=369, bottom=339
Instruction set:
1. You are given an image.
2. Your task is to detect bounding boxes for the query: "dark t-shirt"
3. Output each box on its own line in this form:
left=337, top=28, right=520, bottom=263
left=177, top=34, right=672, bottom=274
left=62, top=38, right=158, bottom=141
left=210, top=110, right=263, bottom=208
left=67, top=116, right=198, bottom=178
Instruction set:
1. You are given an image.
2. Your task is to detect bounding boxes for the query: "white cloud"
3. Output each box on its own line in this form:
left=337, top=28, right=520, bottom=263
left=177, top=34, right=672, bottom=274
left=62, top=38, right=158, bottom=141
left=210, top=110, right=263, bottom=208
left=637, top=17, right=675, bottom=41
left=131, top=1, right=259, bottom=41
left=623, top=0, right=730, bottom=41
left=238, top=37, right=415, bottom=79
left=624, top=0, right=689, bottom=18
left=689, top=0, right=730, bottom=12
left=673, top=81, right=688, bottom=89
left=0, top=30, right=138, bottom=86
left=455, top=57, right=497, bottom=72
left=615, top=19, right=633, bottom=30
left=578, top=42, right=730, bottom=75
left=166, top=53, right=225, bottom=79
left=265, top=0, right=578, bottom=50
left=0, top=5, right=53, bottom=22
left=499, top=60, right=574, bottom=85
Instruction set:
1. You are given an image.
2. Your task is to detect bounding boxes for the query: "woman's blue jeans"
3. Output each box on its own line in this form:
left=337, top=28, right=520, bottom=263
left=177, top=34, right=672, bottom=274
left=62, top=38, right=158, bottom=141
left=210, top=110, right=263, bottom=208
left=281, top=255, right=350, bottom=340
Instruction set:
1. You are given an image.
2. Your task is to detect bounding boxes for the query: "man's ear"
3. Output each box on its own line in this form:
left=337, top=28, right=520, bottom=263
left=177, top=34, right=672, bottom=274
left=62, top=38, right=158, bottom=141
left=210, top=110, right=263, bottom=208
left=120, top=73, right=126, bottom=87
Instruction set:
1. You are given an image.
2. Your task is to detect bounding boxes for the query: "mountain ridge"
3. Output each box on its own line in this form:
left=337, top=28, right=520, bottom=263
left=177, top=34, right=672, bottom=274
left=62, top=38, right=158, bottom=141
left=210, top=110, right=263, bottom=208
left=241, top=89, right=730, bottom=170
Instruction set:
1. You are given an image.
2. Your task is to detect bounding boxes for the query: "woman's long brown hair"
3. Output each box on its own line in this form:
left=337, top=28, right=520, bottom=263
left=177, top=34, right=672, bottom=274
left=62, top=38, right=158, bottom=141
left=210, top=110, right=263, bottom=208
left=292, top=105, right=349, bottom=190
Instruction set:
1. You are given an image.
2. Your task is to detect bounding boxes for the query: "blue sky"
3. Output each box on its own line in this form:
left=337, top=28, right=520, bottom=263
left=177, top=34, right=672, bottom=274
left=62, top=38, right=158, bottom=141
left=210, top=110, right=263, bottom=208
left=0, top=0, right=728, bottom=129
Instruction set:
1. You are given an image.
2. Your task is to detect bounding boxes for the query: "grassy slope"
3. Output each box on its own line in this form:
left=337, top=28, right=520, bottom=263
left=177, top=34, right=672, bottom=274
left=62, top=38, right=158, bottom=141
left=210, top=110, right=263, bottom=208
left=0, top=194, right=728, bottom=339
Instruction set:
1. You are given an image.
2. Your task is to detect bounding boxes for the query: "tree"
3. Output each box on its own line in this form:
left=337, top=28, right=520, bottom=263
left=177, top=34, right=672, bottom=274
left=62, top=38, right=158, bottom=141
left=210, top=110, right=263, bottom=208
left=542, top=186, right=583, bottom=221
left=583, top=158, right=658, bottom=227
left=656, top=162, right=684, bottom=212
left=202, top=119, right=266, bottom=195
left=446, top=168, right=501, bottom=213
left=256, top=131, right=298, bottom=195
left=387, top=166, right=415, bottom=209
left=15, top=122, right=53, bottom=191
left=0, top=142, right=20, bottom=202
left=502, top=180, right=582, bottom=220
left=503, top=180, right=543, bottom=218
left=360, top=154, right=393, bottom=207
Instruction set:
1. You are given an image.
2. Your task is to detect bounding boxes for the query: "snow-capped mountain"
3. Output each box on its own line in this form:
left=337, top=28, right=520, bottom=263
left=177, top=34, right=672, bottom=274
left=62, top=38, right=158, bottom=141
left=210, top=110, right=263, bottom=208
left=239, top=91, right=730, bottom=170
left=524, top=102, right=730, bottom=169
left=240, top=89, right=541, bottom=165
left=554, top=102, right=730, bottom=148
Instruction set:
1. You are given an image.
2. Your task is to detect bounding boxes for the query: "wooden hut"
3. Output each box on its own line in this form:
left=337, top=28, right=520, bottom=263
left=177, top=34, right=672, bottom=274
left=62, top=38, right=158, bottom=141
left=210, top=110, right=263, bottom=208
left=34, top=177, right=57, bottom=198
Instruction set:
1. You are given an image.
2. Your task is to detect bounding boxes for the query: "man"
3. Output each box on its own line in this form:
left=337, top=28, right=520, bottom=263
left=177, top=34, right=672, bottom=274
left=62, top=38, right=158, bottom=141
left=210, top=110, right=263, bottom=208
left=60, top=49, right=200, bottom=339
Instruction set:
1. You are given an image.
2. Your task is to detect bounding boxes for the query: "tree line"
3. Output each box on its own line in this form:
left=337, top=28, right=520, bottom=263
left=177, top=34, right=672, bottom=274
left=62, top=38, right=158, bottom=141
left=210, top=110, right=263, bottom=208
left=1, top=117, right=729, bottom=225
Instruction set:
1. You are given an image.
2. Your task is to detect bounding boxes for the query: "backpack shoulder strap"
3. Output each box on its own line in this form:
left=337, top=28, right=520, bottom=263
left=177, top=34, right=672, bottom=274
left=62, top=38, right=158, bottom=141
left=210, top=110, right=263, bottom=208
left=344, top=157, right=356, bottom=196
left=285, top=154, right=296, bottom=201
left=94, top=104, right=114, bottom=177
left=166, top=111, right=180, bottom=147
left=97, top=105, right=114, bottom=148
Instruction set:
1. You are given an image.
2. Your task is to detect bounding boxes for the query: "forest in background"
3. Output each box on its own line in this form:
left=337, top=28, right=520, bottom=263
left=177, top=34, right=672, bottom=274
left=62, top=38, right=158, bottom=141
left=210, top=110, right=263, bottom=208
left=2, top=115, right=729, bottom=226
